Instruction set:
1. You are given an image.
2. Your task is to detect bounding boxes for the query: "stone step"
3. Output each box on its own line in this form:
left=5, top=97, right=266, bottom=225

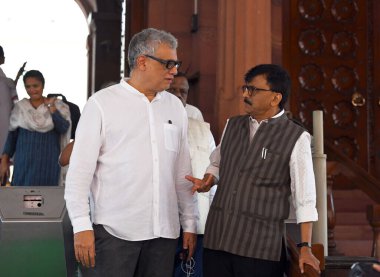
left=335, top=212, right=368, bottom=225
left=332, top=189, right=372, bottom=200
left=333, top=189, right=375, bottom=211
left=334, top=199, right=373, bottom=212
left=330, top=189, right=376, bottom=257
left=334, top=225, right=373, bottom=240
left=334, top=239, right=373, bottom=257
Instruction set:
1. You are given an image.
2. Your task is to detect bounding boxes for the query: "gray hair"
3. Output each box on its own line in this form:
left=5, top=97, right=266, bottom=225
left=128, top=28, right=178, bottom=70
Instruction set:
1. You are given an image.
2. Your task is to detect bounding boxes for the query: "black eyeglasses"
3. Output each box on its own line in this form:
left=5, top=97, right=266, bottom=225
left=241, top=85, right=276, bottom=97
left=144, top=55, right=182, bottom=70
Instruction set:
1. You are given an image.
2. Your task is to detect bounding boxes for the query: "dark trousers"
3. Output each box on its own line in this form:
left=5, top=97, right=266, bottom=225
left=81, top=224, right=178, bottom=277
left=173, top=234, right=204, bottom=277
left=203, top=244, right=287, bottom=277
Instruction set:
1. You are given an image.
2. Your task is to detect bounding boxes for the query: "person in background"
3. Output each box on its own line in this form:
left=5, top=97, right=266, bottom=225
left=64, top=28, right=197, bottom=277
left=59, top=140, right=74, bottom=167
left=187, top=64, right=321, bottom=276
left=186, top=103, right=204, bottom=121
left=0, top=70, right=71, bottom=186
left=169, top=71, right=204, bottom=122
left=0, top=45, right=19, bottom=155
left=47, top=93, right=81, bottom=140
left=168, top=72, right=216, bottom=277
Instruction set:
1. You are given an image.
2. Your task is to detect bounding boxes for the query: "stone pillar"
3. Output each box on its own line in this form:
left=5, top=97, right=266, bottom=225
left=88, top=10, right=122, bottom=95
left=312, top=110, right=328, bottom=256
left=215, top=0, right=271, bottom=138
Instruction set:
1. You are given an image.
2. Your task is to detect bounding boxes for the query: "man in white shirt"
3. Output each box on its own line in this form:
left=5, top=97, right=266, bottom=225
left=0, top=45, right=18, bottom=155
left=168, top=73, right=216, bottom=277
left=64, top=28, right=197, bottom=277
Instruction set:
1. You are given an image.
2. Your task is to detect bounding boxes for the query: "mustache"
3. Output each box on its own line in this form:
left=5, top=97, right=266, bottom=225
left=244, top=97, right=252, bottom=106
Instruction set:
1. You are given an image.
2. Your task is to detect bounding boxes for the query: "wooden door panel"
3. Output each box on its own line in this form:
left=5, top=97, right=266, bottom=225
left=285, top=0, right=370, bottom=172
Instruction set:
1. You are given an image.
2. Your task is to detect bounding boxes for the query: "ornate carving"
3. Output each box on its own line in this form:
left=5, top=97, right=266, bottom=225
left=331, top=31, right=358, bottom=57
left=298, top=29, right=326, bottom=56
left=298, top=64, right=325, bottom=92
left=299, top=99, right=325, bottom=129
left=333, top=136, right=359, bottom=160
left=331, top=66, right=359, bottom=94
left=331, top=0, right=358, bottom=22
left=332, top=101, right=358, bottom=128
left=298, top=0, right=326, bottom=21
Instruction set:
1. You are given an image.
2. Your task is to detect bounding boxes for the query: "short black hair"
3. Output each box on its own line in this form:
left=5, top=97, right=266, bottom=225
left=0, top=46, right=4, bottom=58
left=244, top=64, right=291, bottom=109
left=23, top=70, right=45, bottom=87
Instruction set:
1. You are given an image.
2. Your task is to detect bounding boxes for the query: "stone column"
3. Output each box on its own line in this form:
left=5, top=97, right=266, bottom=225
left=88, top=10, right=122, bottom=95
left=215, top=0, right=271, bottom=138
left=312, top=110, right=328, bottom=256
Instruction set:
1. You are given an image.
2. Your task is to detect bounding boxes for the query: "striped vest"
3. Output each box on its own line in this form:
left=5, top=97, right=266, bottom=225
left=203, top=114, right=305, bottom=261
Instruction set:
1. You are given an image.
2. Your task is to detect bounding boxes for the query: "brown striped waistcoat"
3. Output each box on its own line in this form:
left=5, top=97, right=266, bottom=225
left=203, top=114, right=305, bottom=261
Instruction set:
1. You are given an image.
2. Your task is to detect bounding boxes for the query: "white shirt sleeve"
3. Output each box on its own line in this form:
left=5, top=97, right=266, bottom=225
left=290, top=131, right=318, bottom=223
left=205, top=120, right=229, bottom=180
left=207, top=131, right=217, bottom=204
left=64, top=98, right=104, bottom=233
left=176, top=111, right=198, bottom=233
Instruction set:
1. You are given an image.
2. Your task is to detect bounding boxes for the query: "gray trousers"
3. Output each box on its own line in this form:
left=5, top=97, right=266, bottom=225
left=80, top=224, right=178, bottom=277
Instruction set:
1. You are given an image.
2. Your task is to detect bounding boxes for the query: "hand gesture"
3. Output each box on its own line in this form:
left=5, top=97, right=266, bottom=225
left=44, top=96, right=56, bottom=106
left=44, top=97, right=57, bottom=113
left=186, top=173, right=215, bottom=193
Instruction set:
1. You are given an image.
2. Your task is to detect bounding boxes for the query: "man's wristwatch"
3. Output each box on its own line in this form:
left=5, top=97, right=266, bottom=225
left=296, top=242, right=312, bottom=248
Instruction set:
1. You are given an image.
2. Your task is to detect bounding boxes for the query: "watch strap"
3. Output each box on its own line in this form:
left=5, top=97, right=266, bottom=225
left=296, top=242, right=312, bottom=248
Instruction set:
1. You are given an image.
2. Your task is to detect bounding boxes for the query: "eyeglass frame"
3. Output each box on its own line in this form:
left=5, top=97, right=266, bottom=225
left=144, top=54, right=182, bottom=70
left=241, top=85, right=280, bottom=97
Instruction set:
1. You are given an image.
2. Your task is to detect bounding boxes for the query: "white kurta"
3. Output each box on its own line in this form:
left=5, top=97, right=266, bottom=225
left=187, top=118, right=216, bottom=234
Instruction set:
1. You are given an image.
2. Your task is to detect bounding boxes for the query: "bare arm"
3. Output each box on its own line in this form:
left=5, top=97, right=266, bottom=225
left=298, top=222, right=320, bottom=274
left=182, top=232, right=197, bottom=260
left=0, top=154, right=10, bottom=185
left=59, top=141, right=74, bottom=167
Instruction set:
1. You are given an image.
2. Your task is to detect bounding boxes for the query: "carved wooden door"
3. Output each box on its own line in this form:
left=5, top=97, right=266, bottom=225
left=284, top=0, right=380, bottom=180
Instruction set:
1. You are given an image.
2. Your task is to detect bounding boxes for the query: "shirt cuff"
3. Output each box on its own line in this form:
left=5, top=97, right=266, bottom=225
left=180, top=217, right=198, bottom=234
left=296, top=205, right=318, bottom=224
left=205, top=167, right=219, bottom=182
left=71, top=216, right=93, bottom=234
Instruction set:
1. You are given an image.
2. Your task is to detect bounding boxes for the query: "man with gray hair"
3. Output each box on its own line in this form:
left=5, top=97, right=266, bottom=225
left=64, top=28, right=197, bottom=276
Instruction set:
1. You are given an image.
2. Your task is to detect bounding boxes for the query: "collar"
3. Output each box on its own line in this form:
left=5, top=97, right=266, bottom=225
left=120, top=78, right=163, bottom=101
left=249, top=109, right=285, bottom=124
